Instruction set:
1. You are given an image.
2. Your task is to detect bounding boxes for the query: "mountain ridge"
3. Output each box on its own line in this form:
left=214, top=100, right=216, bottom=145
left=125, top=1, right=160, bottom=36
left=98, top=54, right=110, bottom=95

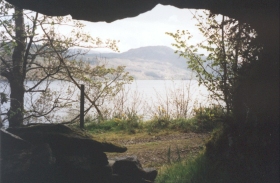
left=83, top=46, right=193, bottom=80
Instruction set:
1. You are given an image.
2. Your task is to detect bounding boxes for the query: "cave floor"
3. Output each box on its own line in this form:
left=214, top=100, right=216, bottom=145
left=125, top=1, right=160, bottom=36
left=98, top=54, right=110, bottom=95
left=92, top=130, right=211, bottom=168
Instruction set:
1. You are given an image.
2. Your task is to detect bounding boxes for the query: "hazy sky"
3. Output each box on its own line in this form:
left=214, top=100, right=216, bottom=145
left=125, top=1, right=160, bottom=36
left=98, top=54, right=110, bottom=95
left=80, top=4, right=206, bottom=53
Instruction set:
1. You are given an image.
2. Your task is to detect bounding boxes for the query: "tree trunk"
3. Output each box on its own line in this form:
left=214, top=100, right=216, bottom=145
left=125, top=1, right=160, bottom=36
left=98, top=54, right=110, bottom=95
left=220, top=15, right=230, bottom=115
left=8, top=7, right=25, bottom=127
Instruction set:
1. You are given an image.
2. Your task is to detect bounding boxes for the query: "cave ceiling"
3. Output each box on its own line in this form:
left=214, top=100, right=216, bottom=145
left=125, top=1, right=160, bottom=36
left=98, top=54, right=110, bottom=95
left=6, top=0, right=279, bottom=59
left=5, top=0, right=277, bottom=24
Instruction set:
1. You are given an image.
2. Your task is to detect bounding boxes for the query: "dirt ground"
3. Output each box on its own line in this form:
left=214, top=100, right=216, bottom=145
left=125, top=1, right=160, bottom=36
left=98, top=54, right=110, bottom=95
left=93, top=131, right=211, bottom=168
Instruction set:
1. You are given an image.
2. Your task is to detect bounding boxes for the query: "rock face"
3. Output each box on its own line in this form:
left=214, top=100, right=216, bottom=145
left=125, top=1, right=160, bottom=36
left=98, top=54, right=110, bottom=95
left=0, top=129, right=32, bottom=156
left=1, top=124, right=157, bottom=183
left=5, top=0, right=278, bottom=56
left=5, top=0, right=277, bottom=26
left=110, top=156, right=157, bottom=183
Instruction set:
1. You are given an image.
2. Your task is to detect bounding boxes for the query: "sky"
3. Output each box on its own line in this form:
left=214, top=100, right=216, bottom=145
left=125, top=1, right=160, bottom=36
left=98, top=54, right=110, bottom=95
left=79, top=4, right=206, bottom=53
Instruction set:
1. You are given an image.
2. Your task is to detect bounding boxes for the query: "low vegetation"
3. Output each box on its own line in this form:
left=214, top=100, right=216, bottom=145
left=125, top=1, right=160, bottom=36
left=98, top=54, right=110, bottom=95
left=84, top=105, right=224, bottom=134
left=81, top=104, right=224, bottom=173
left=154, top=10, right=278, bottom=183
left=83, top=101, right=278, bottom=183
left=156, top=121, right=279, bottom=183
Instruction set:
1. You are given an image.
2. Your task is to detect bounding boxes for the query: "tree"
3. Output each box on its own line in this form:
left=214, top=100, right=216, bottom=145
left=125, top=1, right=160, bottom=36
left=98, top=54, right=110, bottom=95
left=0, top=0, right=132, bottom=127
left=166, top=10, right=262, bottom=115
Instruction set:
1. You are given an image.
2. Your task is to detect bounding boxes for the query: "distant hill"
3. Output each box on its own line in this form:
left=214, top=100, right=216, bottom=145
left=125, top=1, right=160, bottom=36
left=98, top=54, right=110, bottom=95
left=81, top=46, right=193, bottom=80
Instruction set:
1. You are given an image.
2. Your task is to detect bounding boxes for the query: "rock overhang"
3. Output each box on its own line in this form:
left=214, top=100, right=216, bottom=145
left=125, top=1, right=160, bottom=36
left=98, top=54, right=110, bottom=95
left=5, top=0, right=278, bottom=54
left=5, top=0, right=278, bottom=24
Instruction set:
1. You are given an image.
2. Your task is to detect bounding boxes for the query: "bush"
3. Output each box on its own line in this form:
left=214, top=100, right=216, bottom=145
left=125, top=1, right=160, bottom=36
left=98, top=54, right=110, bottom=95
left=192, top=104, right=225, bottom=132
left=85, top=120, right=119, bottom=133
left=144, top=108, right=171, bottom=133
left=167, top=105, right=224, bottom=133
left=114, top=111, right=143, bottom=133
left=156, top=153, right=215, bottom=183
left=84, top=104, right=224, bottom=134
left=169, top=118, right=194, bottom=132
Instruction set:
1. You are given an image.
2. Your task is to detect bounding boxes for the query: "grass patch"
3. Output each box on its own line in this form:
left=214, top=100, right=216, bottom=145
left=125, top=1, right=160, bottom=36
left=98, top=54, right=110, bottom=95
left=83, top=105, right=224, bottom=134
left=90, top=129, right=210, bottom=168
left=156, top=120, right=279, bottom=183
left=156, top=152, right=237, bottom=183
left=85, top=120, right=119, bottom=133
left=156, top=153, right=205, bottom=183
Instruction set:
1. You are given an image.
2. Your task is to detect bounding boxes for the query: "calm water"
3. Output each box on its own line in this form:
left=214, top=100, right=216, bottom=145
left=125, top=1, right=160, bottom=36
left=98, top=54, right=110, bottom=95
left=1, top=80, right=213, bottom=125
left=131, top=80, right=209, bottom=102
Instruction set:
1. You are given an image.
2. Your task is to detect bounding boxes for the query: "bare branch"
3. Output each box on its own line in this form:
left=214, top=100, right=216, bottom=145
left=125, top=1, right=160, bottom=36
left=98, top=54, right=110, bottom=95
left=23, top=12, right=39, bottom=77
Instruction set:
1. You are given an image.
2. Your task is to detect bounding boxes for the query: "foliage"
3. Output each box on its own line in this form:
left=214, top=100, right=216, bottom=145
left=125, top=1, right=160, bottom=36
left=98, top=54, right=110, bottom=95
left=192, top=104, right=225, bottom=132
left=168, top=118, right=195, bottom=132
left=156, top=151, right=246, bottom=183
left=0, top=0, right=132, bottom=126
left=148, top=106, right=171, bottom=130
left=85, top=110, right=143, bottom=134
left=157, top=127, right=278, bottom=183
left=84, top=104, right=223, bottom=134
left=179, top=106, right=222, bottom=132
left=85, top=119, right=119, bottom=133
left=166, top=10, right=262, bottom=115
left=113, top=110, right=143, bottom=134
left=156, top=154, right=209, bottom=183
left=160, top=10, right=276, bottom=183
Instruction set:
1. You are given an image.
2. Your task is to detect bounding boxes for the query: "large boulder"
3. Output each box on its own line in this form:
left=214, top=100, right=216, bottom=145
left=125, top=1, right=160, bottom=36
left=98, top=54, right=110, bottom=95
left=1, top=124, right=157, bottom=182
left=110, top=156, right=158, bottom=183
left=2, top=124, right=127, bottom=183
left=6, top=124, right=127, bottom=154
left=1, top=129, right=56, bottom=182
left=0, top=128, right=32, bottom=157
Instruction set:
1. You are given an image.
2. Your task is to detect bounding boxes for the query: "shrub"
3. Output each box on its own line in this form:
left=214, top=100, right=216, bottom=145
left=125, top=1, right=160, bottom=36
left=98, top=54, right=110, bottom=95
left=113, top=110, right=143, bottom=134
left=144, top=118, right=170, bottom=133
left=192, top=104, right=225, bottom=132
left=156, top=153, right=211, bottom=183
left=169, top=118, right=194, bottom=132
left=85, top=120, right=119, bottom=133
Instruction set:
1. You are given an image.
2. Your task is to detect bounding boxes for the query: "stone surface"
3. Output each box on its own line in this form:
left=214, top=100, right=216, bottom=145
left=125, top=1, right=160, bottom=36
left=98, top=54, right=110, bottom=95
left=1, top=143, right=56, bottom=183
left=5, top=0, right=279, bottom=55
left=7, top=124, right=127, bottom=153
left=0, top=128, right=32, bottom=157
left=111, top=156, right=158, bottom=182
left=5, top=0, right=277, bottom=26
left=143, top=168, right=158, bottom=182
left=1, top=124, right=130, bottom=183
left=1, top=124, right=158, bottom=183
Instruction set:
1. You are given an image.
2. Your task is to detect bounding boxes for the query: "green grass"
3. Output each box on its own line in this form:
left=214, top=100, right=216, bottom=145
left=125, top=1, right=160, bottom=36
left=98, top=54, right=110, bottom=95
left=83, top=105, right=225, bottom=134
left=156, top=121, right=279, bottom=183
left=156, top=153, right=207, bottom=183
left=82, top=105, right=279, bottom=183
left=156, top=151, right=245, bottom=183
left=85, top=120, right=120, bottom=133
left=85, top=116, right=222, bottom=135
